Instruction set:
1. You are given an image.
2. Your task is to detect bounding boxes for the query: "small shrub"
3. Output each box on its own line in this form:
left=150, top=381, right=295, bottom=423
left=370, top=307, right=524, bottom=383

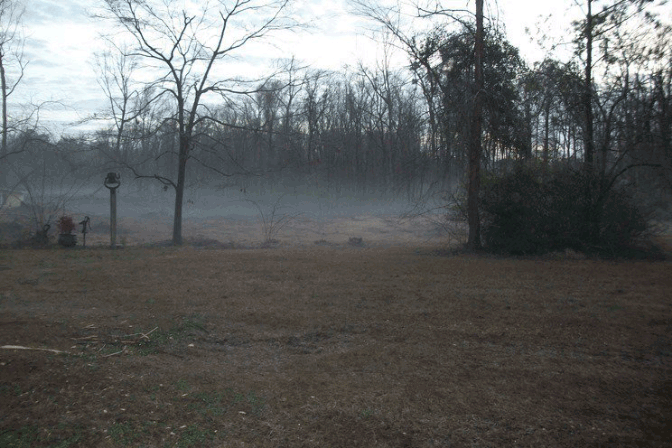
left=247, top=194, right=301, bottom=245
left=56, top=215, right=76, bottom=234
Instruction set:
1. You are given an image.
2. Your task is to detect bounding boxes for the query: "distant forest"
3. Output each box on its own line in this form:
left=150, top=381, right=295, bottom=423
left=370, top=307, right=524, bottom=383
left=1, top=0, right=670, bottom=246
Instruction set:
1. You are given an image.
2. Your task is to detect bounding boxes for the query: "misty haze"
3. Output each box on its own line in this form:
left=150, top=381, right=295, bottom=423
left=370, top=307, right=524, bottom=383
left=1, top=0, right=671, bottom=447
left=51, top=181, right=453, bottom=248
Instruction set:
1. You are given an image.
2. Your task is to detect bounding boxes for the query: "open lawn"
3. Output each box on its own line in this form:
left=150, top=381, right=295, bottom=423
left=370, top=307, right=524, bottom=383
left=1, top=243, right=671, bottom=447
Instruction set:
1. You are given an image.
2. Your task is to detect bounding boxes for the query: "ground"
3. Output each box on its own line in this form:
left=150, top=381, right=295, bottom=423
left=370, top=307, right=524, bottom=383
left=1, top=208, right=671, bottom=447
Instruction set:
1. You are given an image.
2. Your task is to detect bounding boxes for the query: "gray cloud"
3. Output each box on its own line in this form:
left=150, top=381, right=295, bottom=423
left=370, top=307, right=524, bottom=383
left=23, top=0, right=88, bottom=27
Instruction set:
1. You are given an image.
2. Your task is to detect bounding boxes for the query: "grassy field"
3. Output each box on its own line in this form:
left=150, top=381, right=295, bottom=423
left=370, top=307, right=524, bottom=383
left=1, top=244, right=671, bottom=447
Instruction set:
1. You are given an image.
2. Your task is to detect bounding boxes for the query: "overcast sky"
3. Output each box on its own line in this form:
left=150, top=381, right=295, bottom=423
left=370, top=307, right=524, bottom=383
left=5, top=0, right=623, bottom=135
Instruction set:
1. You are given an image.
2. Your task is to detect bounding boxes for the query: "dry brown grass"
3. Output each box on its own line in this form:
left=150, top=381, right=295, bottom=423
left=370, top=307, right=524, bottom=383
left=1, top=242, right=671, bottom=447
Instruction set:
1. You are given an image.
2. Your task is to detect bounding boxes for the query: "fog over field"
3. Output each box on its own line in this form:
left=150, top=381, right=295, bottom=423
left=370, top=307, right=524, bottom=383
left=1, top=0, right=668, bottom=255
left=70, top=186, right=411, bottom=221
left=54, top=181, right=454, bottom=248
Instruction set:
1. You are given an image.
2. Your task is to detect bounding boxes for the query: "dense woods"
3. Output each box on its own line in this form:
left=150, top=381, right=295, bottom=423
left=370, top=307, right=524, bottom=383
left=0, top=0, right=670, bottom=251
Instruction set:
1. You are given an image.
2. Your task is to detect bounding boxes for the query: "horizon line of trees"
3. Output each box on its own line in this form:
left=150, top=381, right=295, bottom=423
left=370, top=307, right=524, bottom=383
left=1, top=0, right=671, bottom=246
left=8, top=30, right=670, bottom=193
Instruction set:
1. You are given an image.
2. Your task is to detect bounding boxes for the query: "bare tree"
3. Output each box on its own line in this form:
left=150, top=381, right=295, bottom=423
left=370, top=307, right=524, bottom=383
left=469, top=0, right=484, bottom=250
left=97, top=0, right=297, bottom=245
left=95, top=49, right=143, bottom=162
left=583, top=0, right=595, bottom=171
left=352, top=0, right=485, bottom=249
left=7, top=131, right=90, bottom=235
left=574, top=0, right=662, bottom=170
left=0, top=0, right=26, bottom=161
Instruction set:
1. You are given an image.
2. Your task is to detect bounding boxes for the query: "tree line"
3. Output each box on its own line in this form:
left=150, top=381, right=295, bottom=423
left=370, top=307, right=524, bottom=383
left=1, top=0, right=670, bottom=248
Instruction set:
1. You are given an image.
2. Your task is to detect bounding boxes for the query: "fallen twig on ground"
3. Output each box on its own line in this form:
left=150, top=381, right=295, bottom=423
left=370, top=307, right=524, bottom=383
left=1, top=345, right=70, bottom=355
left=102, top=347, right=127, bottom=357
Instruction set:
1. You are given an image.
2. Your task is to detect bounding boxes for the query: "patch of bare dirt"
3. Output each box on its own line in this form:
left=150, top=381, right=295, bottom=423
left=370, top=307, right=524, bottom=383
left=1, top=244, right=671, bottom=447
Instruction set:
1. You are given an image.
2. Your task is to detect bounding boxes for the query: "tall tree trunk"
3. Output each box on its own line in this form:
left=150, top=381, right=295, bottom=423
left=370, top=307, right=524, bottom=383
left=584, top=0, right=594, bottom=171
left=543, top=102, right=550, bottom=168
left=467, top=0, right=484, bottom=250
left=523, top=101, right=533, bottom=161
left=583, top=0, right=599, bottom=246
left=0, top=51, right=7, bottom=158
left=172, top=136, right=188, bottom=245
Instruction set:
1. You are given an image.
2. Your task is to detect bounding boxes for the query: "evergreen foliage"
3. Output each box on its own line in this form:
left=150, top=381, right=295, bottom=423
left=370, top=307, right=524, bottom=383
left=479, top=166, right=652, bottom=257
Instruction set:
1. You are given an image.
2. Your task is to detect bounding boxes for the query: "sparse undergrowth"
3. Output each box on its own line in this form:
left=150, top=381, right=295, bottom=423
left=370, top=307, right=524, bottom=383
left=1, top=246, right=671, bottom=447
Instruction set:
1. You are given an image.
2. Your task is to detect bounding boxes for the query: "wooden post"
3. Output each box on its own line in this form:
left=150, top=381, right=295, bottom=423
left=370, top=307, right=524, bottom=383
left=79, top=216, right=90, bottom=248
left=110, top=187, right=117, bottom=249
left=104, top=173, right=121, bottom=249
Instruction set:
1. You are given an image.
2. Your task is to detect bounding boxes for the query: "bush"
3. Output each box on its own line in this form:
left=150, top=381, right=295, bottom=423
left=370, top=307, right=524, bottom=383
left=479, top=169, right=546, bottom=254
left=479, top=165, right=651, bottom=257
left=57, top=215, right=76, bottom=234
